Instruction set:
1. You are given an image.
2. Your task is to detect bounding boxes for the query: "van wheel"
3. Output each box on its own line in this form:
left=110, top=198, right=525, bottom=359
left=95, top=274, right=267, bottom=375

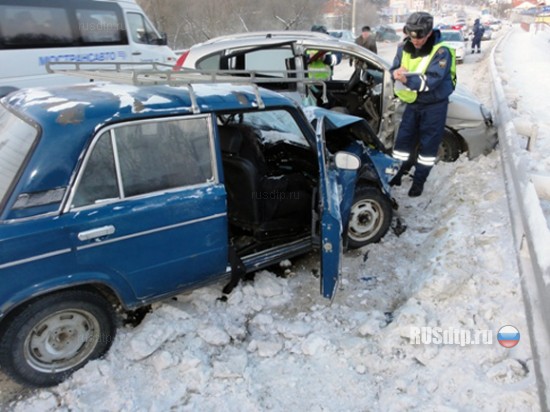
left=347, top=186, right=392, bottom=248
left=0, top=290, right=116, bottom=387
left=437, top=130, right=461, bottom=162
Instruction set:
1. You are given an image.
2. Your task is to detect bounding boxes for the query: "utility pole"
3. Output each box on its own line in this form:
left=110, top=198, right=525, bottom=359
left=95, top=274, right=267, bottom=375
left=351, top=0, right=357, bottom=35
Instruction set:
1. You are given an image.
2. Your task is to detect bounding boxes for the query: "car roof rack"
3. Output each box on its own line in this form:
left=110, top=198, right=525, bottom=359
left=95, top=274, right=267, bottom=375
left=45, top=62, right=329, bottom=113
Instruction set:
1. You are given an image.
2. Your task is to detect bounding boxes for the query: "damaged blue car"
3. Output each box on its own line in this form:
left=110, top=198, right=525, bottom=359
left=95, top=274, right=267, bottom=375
left=0, top=80, right=398, bottom=387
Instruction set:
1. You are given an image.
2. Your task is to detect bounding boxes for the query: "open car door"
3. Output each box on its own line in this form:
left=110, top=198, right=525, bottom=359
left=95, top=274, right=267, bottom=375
left=314, top=116, right=346, bottom=299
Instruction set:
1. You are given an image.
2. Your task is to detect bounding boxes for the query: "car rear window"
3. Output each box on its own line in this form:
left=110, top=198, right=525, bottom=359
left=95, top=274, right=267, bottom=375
left=0, top=106, right=37, bottom=209
left=441, top=31, right=463, bottom=42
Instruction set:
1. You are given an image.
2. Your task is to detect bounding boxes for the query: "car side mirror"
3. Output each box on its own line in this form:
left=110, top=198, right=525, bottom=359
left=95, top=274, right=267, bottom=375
left=158, top=32, right=168, bottom=46
left=334, top=152, right=360, bottom=170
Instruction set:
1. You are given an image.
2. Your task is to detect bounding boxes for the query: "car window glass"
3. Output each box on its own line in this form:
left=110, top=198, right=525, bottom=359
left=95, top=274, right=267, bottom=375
left=76, top=9, right=123, bottom=44
left=441, top=31, right=462, bottom=41
left=242, top=48, right=294, bottom=77
left=196, top=53, right=221, bottom=70
left=72, top=131, right=119, bottom=208
left=115, top=118, right=212, bottom=197
left=127, top=12, right=160, bottom=45
left=240, top=110, right=309, bottom=147
left=0, top=107, right=37, bottom=208
left=0, top=5, right=72, bottom=47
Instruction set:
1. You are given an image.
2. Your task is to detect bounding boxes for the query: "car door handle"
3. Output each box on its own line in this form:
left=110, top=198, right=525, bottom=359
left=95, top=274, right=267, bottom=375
left=132, top=51, right=142, bottom=55
left=78, top=225, right=116, bottom=241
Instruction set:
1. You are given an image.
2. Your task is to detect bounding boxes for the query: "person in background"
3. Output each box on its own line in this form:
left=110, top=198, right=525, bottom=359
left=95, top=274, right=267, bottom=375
left=471, top=18, right=485, bottom=54
left=355, top=25, right=377, bottom=54
left=307, top=25, right=341, bottom=79
left=389, top=11, right=457, bottom=197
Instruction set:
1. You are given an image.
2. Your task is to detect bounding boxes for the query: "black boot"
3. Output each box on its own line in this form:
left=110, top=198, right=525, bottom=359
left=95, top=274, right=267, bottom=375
left=390, top=161, right=413, bottom=187
left=390, top=172, right=403, bottom=187
left=408, top=181, right=424, bottom=197
left=471, top=50, right=474, bottom=54
left=477, top=49, right=481, bottom=54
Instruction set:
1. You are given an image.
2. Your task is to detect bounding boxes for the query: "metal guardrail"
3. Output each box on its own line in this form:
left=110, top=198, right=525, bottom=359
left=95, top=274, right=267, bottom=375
left=490, top=29, right=550, bottom=412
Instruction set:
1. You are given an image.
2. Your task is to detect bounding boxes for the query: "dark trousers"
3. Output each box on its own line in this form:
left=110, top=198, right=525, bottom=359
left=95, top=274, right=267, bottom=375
left=472, top=37, right=481, bottom=50
left=393, top=100, right=449, bottom=184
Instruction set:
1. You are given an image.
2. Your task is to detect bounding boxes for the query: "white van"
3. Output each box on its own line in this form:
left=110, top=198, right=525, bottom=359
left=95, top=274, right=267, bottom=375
left=0, top=0, right=176, bottom=89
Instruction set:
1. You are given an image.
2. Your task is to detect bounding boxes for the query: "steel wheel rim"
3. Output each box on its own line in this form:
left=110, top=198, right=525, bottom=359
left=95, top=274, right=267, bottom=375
left=348, top=198, right=383, bottom=242
left=23, top=309, right=100, bottom=373
left=437, top=141, right=450, bottom=161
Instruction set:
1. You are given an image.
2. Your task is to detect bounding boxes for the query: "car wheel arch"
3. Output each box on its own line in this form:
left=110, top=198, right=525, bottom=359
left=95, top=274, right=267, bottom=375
left=439, top=127, right=467, bottom=162
left=0, top=280, right=128, bottom=330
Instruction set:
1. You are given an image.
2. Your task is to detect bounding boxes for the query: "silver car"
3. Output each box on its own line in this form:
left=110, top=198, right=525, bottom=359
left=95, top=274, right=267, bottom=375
left=175, top=31, right=497, bottom=161
left=439, top=29, right=466, bottom=63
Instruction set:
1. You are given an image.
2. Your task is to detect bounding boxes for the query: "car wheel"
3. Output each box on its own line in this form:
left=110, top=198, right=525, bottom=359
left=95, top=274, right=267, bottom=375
left=437, top=130, right=461, bottom=162
left=347, top=185, right=392, bottom=248
left=0, top=290, right=116, bottom=387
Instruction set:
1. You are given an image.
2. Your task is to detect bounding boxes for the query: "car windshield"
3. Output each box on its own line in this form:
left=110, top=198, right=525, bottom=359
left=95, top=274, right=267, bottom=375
left=240, top=110, right=309, bottom=147
left=441, top=31, right=463, bottom=41
left=0, top=106, right=37, bottom=209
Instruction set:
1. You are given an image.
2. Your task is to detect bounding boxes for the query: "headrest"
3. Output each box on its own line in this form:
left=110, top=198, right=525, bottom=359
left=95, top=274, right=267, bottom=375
left=218, top=125, right=244, bottom=155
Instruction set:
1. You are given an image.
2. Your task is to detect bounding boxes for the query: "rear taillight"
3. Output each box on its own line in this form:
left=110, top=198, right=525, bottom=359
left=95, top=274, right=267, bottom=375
left=173, top=50, right=190, bottom=71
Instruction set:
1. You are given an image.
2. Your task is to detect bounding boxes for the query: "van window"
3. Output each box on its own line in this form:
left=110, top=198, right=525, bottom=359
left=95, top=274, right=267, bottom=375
left=76, top=9, right=124, bottom=44
left=0, top=1, right=128, bottom=49
left=127, top=12, right=162, bottom=45
left=0, top=5, right=72, bottom=48
left=0, top=107, right=37, bottom=209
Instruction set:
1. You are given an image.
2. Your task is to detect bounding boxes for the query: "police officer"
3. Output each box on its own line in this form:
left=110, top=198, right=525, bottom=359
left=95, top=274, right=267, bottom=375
left=308, top=25, right=341, bottom=80
left=471, top=18, right=485, bottom=54
left=389, top=11, right=456, bottom=197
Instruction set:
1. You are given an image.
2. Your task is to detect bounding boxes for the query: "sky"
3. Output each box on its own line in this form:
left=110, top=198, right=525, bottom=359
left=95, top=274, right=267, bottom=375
left=2, top=24, right=549, bottom=412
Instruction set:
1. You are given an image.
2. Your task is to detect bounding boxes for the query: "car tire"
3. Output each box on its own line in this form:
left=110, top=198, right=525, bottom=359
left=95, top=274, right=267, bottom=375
left=438, top=130, right=461, bottom=162
left=0, top=290, right=116, bottom=387
left=347, top=185, right=392, bottom=248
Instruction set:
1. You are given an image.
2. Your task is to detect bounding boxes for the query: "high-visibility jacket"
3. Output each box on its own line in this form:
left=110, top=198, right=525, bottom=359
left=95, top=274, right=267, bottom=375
left=307, top=50, right=337, bottom=80
left=394, top=42, right=456, bottom=104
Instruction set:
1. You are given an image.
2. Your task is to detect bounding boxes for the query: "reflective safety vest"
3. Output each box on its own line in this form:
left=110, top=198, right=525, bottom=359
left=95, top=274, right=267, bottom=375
left=307, top=50, right=331, bottom=80
left=394, top=43, right=456, bottom=104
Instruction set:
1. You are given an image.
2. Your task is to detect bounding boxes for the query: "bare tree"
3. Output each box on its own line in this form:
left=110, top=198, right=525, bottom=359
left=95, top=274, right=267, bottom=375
left=136, top=0, right=337, bottom=49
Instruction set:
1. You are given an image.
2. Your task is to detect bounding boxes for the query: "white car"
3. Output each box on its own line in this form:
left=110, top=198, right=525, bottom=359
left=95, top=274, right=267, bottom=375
left=175, top=31, right=497, bottom=162
left=440, top=29, right=466, bottom=63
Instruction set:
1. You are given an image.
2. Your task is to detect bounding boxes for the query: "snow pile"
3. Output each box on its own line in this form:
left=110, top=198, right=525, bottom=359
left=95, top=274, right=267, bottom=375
left=3, top=25, right=542, bottom=412
left=9, top=153, right=538, bottom=411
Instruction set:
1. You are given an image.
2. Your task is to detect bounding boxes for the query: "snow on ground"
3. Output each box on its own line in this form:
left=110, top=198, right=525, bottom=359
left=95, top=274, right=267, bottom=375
left=1, top=26, right=545, bottom=412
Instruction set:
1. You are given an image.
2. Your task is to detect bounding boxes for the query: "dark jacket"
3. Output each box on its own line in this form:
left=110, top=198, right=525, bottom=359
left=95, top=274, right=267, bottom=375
left=355, top=34, right=377, bottom=54
left=390, top=29, right=455, bottom=105
left=472, top=19, right=485, bottom=42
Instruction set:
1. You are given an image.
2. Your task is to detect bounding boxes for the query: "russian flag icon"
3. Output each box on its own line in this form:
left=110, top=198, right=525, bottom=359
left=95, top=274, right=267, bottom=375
left=497, top=325, right=520, bottom=348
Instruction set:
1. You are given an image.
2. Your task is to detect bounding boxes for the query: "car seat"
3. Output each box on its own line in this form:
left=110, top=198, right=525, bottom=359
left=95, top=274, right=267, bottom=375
left=218, top=124, right=312, bottom=237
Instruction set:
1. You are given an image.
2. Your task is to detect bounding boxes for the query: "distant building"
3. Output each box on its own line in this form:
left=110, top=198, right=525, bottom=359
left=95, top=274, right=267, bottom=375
left=322, top=0, right=352, bottom=30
